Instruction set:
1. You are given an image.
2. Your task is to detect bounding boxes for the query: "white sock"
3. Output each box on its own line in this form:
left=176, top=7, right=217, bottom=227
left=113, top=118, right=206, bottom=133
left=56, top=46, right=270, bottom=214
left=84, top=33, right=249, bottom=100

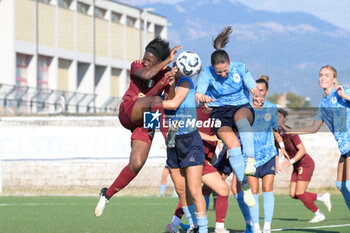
left=317, top=194, right=324, bottom=201
left=215, top=222, right=224, bottom=229
left=264, top=222, right=271, bottom=230
left=253, top=223, right=260, bottom=230
left=315, top=209, right=323, bottom=216
left=171, top=215, right=181, bottom=227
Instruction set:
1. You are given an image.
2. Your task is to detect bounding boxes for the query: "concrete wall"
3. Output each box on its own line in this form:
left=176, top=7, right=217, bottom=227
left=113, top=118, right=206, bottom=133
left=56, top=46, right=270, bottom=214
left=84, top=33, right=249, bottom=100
left=0, top=116, right=341, bottom=196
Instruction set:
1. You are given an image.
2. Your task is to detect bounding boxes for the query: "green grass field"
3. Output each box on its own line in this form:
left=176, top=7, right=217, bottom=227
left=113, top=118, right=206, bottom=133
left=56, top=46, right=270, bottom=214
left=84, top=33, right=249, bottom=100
left=0, top=195, right=349, bottom=233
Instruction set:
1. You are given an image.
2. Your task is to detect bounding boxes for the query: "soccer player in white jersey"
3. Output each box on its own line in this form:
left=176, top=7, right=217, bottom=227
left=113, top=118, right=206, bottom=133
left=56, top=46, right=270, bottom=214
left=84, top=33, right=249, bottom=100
left=195, top=26, right=262, bottom=207
left=247, top=75, right=287, bottom=233
left=283, top=65, right=350, bottom=211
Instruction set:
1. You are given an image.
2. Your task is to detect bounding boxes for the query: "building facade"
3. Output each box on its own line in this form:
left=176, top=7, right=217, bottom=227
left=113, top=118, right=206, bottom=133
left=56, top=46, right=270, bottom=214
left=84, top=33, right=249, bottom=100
left=0, top=0, right=168, bottom=113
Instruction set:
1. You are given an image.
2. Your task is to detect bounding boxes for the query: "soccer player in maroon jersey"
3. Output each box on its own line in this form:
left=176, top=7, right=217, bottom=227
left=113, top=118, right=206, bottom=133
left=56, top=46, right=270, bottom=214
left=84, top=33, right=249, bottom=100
left=278, top=108, right=332, bottom=223
left=95, top=37, right=181, bottom=217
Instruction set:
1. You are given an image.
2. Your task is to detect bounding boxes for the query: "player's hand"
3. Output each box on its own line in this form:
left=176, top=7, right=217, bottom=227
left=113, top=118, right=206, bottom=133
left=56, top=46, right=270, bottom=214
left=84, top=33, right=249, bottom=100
left=279, top=147, right=290, bottom=160
left=280, top=158, right=292, bottom=168
left=167, top=45, right=182, bottom=63
left=200, top=94, right=215, bottom=104
left=202, top=103, right=213, bottom=114
left=138, top=92, right=146, bottom=98
left=336, top=85, right=345, bottom=98
left=135, top=59, right=143, bottom=64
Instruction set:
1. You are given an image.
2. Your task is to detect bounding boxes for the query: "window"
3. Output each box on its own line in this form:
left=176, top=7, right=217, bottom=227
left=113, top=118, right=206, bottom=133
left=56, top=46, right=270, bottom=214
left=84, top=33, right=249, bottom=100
left=77, top=2, right=89, bottom=14
left=126, top=16, right=136, bottom=27
left=94, top=7, right=106, bottom=19
left=16, top=54, right=30, bottom=87
left=141, top=20, right=150, bottom=31
left=58, top=0, right=72, bottom=9
left=111, top=12, right=121, bottom=24
left=38, top=0, right=50, bottom=4
left=38, top=55, right=51, bottom=90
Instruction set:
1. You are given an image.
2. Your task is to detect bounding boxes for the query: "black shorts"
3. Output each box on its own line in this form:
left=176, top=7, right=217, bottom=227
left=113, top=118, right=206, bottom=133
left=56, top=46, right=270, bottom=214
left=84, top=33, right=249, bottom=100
left=210, top=103, right=254, bottom=137
left=341, top=151, right=350, bottom=158
left=251, top=156, right=276, bottom=178
left=214, top=147, right=233, bottom=176
left=166, top=130, right=205, bottom=168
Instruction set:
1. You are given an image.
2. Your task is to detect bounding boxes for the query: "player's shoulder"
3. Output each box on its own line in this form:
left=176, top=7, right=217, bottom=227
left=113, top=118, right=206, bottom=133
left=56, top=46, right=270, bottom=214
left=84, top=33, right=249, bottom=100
left=131, top=61, right=144, bottom=69
left=264, top=101, right=277, bottom=109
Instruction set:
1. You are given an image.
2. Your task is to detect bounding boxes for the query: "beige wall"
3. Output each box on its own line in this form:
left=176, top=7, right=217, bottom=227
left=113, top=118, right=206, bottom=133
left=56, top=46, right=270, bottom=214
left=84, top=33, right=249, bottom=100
left=95, top=18, right=108, bottom=57
left=111, top=23, right=125, bottom=60
left=77, top=13, right=92, bottom=54
left=15, top=0, right=35, bottom=43
left=126, top=27, right=140, bottom=61
left=58, top=58, right=71, bottom=91
left=111, top=68, right=121, bottom=97
left=58, top=8, right=74, bottom=51
left=38, top=2, right=55, bottom=47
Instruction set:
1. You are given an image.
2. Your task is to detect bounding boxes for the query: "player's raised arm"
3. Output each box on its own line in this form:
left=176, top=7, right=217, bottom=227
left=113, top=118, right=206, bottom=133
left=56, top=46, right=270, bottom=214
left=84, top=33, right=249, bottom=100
left=135, top=40, right=182, bottom=80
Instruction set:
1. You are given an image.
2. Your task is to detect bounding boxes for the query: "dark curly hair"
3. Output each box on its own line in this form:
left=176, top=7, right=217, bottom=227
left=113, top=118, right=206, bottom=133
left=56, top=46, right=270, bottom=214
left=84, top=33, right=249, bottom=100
left=145, top=36, right=170, bottom=61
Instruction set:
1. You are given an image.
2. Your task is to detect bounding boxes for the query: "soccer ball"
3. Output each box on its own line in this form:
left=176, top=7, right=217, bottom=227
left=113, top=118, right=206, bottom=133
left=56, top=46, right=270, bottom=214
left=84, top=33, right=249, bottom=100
left=175, top=51, right=202, bottom=77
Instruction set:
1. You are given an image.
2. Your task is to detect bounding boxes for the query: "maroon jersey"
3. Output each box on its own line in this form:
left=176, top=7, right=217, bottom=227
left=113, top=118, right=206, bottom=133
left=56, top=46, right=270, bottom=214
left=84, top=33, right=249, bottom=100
left=281, top=125, right=312, bottom=163
left=197, top=106, right=217, bottom=161
left=122, top=61, right=170, bottom=101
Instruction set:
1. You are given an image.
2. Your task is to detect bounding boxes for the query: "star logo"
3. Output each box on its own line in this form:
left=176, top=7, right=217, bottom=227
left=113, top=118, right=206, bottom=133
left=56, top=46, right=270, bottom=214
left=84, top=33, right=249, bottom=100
left=143, top=110, right=161, bottom=129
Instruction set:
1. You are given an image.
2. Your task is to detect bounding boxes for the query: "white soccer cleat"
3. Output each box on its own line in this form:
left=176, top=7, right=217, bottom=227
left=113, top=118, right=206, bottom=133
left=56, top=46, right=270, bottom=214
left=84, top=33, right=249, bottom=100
left=95, top=187, right=109, bottom=217
left=242, top=184, right=256, bottom=207
left=323, top=192, right=332, bottom=212
left=214, top=228, right=230, bottom=233
left=263, top=229, right=271, bottom=233
left=253, top=227, right=262, bottom=233
left=165, top=223, right=180, bottom=233
left=309, top=213, right=325, bottom=223
left=245, top=157, right=256, bottom=175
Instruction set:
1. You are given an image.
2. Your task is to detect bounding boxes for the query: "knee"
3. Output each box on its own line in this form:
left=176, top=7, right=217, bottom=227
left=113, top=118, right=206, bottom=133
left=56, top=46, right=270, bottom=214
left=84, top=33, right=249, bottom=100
left=295, top=192, right=305, bottom=199
left=151, top=96, right=163, bottom=106
left=128, top=160, right=145, bottom=173
left=216, top=184, right=229, bottom=197
left=189, top=188, right=203, bottom=201
left=290, top=193, right=297, bottom=199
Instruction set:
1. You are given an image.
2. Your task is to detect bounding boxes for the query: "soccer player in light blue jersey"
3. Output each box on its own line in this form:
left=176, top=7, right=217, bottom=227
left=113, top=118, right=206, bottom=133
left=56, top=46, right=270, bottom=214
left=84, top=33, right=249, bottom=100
left=163, top=67, right=208, bottom=233
left=247, top=76, right=287, bottom=233
left=283, top=65, right=350, bottom=211
left=195, top=26, right=262, bottom=207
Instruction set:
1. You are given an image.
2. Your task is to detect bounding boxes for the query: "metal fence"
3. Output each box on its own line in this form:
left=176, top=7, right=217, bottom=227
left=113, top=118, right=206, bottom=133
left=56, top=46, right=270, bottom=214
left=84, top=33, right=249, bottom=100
left=0, top=84, right=121, bottom=115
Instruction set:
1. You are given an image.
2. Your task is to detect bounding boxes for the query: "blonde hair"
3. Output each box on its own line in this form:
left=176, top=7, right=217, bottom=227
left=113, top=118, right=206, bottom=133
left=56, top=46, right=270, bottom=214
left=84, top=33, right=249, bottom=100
left=259, top=75, right=269, bottom=83
left=256, top=75, right=270, bottom=90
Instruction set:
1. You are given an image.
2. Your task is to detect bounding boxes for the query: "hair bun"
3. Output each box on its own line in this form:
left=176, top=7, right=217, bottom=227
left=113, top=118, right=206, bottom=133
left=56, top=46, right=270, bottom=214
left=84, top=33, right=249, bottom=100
left=259, top=75, right=269, bottom=83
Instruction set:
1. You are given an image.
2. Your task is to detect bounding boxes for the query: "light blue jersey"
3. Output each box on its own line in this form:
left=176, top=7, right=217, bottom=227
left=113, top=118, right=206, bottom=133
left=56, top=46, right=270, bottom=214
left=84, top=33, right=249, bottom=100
left=251, top=101, right=278, bottom=167
left=167, top=76, right=197, bottom=135
left=315, top=87, right=350, bottom=154
left=196, top=61, right=257, bottom=107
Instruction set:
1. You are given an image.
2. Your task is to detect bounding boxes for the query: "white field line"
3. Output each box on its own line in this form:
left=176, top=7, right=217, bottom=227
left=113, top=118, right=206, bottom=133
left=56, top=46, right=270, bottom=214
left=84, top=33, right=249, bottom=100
left=272, top=224, right=350, bottom=231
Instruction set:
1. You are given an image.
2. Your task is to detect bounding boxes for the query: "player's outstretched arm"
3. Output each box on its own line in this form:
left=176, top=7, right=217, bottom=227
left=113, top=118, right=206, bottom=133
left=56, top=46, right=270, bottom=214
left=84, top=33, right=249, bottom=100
left=195, top=92, right=215, bottom=104
left=282, top=120, right=323, bottom=135
left=163, top=81, right=190, bottom=111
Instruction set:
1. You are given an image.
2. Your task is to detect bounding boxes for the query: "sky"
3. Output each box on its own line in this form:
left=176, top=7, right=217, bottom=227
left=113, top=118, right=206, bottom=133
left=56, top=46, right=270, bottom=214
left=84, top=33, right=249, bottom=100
left=116, top=0, right=350, bottom=32
left=113, top=0, right=350, bottom=105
